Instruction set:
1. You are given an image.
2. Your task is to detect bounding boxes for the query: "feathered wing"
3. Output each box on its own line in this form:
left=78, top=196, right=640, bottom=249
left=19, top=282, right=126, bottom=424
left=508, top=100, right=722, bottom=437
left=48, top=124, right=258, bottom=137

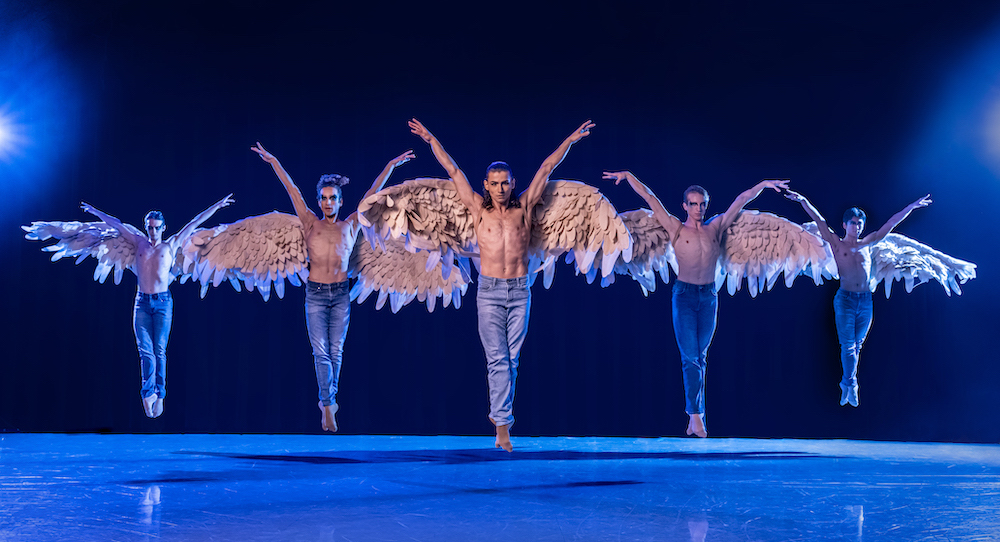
left=178, top=211, right=309, bottom=301
left=719, top=211, right=838, bottom=297
left=23, top=220, right=143, bottom=285
left=357, top=178, right=477, bottom=265
left=528, top=180, right=633, bottom=289
left=868, top=233, right=977, bottom=298
left=603, top=208, right=678, bottom=295
left=349, top=235, right=471, bottom=313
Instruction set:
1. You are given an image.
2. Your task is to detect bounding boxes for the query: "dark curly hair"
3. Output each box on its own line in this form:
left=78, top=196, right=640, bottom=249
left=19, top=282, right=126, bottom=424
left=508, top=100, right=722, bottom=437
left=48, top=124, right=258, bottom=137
left=316, top=174, right=350, bottom=199
left=482, top=161, right=520, bottom=210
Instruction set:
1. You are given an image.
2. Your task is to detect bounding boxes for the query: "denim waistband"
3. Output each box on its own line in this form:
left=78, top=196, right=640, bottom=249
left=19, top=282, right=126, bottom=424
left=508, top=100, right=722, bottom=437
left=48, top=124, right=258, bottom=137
left=308, top=280, right=349, bottom=290
left=836, top=288, right=872, bottom=299
left=136, top=291, right=171, bottom=301
left=479, top=275, right=529, bottom=288
left=674, top=280, right=715, bottom=291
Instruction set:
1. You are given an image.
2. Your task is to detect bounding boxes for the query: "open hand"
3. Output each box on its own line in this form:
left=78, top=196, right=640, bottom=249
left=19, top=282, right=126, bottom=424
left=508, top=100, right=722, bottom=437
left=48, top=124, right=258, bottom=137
left=911, top=194, right=932, bottom=209
left=389, top=150, right=416, bottom=168
left=251, top=142, right=277, bottom=164
left=783, top=189, right=805, bottom=202
left=761, top=178, right=790, bottom=192
left=569, top=120, right=596, bottom=143
left=601, top=171, right=630, bottom=185
left=216, top=193, right=236, bottom=209
left=409, top=119, right=434, bottom=143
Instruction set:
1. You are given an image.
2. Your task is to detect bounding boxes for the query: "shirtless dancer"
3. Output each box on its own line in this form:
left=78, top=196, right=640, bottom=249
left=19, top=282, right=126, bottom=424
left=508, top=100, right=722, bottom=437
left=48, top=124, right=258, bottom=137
left=784, top=190, right=931, bottom=407
left=602, top=171, right=788, bottom=437
left=409, top=118, right=594, bottom=451
left=81, top=195, right=235, bottom=418
left=251, top=143, right=414, bottom=432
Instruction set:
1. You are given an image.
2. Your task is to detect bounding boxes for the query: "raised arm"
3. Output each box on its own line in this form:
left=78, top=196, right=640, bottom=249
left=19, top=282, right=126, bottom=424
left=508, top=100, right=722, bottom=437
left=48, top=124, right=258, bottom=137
left=717, top=179, right=790, bottom=230
left=602, top=170, right=682, bottom=232
left=343, top=150, right=416, bottom=225
left=409, top=118, right=479, bottom=211
left=250, top=142, right=314, bottom=223
left=522, top=120, right=595, bottom=209
left=859, top=194, right=932, bottom=247
left=80, top=202, right=145, bottom=244
left=784, top=189, right=840, bottom=247
left=169, top=193, right=235, bottom=247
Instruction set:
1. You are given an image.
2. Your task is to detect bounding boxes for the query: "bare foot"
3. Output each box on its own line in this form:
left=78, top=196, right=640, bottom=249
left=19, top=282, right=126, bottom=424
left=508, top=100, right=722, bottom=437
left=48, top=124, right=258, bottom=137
left=686, top=413, right=708, bottom=438
left=318, top=402, right=339, bottom=432
left=495, top=423, right=513, bottom=452
left=141, top=394, right=157, bottom=418
left=152, top=398, right=164, bottom=418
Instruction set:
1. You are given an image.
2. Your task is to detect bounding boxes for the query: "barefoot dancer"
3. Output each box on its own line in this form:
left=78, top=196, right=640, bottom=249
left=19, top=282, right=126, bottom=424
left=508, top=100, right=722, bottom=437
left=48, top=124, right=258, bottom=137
left=602, top=171, right=788, bottom=437
left=251, top=143, right=414, bottom=432
left=80, top=196, right=234, bottom=418
left=785, top=190, right=931, bottom=407
left=410, top=118, right=594, bottom=451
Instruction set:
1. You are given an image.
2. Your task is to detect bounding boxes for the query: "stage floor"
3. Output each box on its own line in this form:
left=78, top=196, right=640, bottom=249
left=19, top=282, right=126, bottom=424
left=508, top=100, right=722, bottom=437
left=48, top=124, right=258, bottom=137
left=1, top=434, right=998, bottom=541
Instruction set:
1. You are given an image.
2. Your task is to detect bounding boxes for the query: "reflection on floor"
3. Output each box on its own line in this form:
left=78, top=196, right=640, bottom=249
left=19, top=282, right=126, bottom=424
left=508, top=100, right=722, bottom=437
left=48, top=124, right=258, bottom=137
left=1, top=434, right=998, bottom=541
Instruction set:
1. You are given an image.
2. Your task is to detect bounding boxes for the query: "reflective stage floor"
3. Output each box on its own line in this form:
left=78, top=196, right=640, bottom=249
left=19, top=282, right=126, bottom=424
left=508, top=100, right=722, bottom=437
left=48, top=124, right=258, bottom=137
left=1, top=434, right=998, bottom=541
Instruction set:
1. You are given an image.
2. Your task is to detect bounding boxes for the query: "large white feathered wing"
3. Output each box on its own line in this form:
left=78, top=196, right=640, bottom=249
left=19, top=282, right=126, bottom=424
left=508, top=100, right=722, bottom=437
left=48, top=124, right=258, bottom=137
left=528, top=180, right=633, bottom=289
left=603, top=208, right=678, bottom=295
left=23, top=220, right=143, bottom=285
left=357, top=178, right=477, bottom=266
left=720, top=211, right=838, bottom=297
left=869, top=233, right=977, bottom=298
left=349, top=235, right=471, bottom=313
left=179, top=211, right=309, bottom=301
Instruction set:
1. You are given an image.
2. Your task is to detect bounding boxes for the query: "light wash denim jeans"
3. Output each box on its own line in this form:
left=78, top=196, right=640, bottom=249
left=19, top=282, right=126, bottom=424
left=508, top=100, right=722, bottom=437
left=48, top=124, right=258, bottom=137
left=671, top=280, right=718, bottom=416
left=477, top=275, right=531, bottom=427
left=133, top=291, right=173, bottom=400
left=833, top=288, right=873, bottom=392
left=305, top=281, right=351, bottom=407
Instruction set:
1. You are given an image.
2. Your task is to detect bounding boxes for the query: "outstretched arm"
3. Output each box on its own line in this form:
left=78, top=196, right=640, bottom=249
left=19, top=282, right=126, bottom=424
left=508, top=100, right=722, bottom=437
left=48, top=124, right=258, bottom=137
left=784, top=189, right=841, bottom=247
left=250, top=142, right=314, bottom=223
left=169, top=193, right=235, bottom=247
left=409, top=118, right=479, bottom=211
left=718, top=179, right=790, bottom=230
left=522, top=120, right=595, bottom=209
left=860, top=194, right=932, bottom=246
left=344, top=150, right=416, bottom=225
left=602, top=170, right=682, bottom=232
left=80, top=202, right=145, bottom=244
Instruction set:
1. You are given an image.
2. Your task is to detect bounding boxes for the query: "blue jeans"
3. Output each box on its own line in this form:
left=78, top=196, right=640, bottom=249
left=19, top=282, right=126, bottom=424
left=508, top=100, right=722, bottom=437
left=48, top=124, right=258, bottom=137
left=133, top=291, right=173, bottom=400
left=672, top=281, right=718, bottom=416
left=305, top=281, right=351, bottom=407
left=833, top=289, right=873, bottom=391
left=477, top=275, right=531, bottom=427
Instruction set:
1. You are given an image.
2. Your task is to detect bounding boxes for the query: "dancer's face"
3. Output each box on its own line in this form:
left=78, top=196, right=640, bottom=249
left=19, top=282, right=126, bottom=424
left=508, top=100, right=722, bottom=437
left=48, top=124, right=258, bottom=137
left=484, top=170, right=514, bottom=207
left=145, top=218, right=165, bottom=244
left=682, top=193, right=708, bottom=223
left=843, top=216, right=864, bottom=239
left=318, top=186, right=342, bottom=219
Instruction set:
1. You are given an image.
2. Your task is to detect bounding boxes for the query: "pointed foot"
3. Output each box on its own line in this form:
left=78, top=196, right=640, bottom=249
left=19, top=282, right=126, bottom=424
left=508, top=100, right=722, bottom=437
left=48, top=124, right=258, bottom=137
left=495, top=423, right=513, bottom=452
left=142, top=394, right=157, bottom=418
left=152, top=398, right=164, bottom=418
left=686, top=413, right=708, bottom=438
left=319, top=401, right=339, bottom=432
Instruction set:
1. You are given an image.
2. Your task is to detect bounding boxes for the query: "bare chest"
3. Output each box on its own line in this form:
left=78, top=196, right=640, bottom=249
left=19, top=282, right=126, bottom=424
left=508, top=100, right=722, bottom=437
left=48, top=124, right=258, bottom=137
left=476, top=209, right=529, bottom=251
left=673, top=226, right=721, bottom=264
left=305, top=221, right=355, bottom=259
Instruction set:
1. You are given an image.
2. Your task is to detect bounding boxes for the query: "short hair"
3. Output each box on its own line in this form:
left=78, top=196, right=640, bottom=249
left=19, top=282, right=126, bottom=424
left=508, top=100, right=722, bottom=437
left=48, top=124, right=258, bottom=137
left=482, top=161, right=520, bottom=210
left=316, top=174, right=349, bottom=199
left=144, top=210, right=165, bottom=224
left=843, top=207, right=867, bottom=224
left=683, top=185, right=709, bottom=202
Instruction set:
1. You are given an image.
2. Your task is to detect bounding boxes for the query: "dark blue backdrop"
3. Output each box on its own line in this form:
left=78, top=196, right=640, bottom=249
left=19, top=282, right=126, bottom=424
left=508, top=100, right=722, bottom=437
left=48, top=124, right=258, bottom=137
left=2, top=1, right=996, bottom=442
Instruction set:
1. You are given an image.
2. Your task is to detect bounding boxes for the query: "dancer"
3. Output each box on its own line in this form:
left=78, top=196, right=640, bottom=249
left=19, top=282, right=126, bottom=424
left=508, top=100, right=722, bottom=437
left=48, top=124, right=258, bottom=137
left=251, top=143, right=414, bottom=432
left=784, top=189, right=931, bottom=407
left=409, top=118, right=595, bottom=451
left=81, top=195, right=233, bottom=417
left=602, top=171, right=788, bottom=437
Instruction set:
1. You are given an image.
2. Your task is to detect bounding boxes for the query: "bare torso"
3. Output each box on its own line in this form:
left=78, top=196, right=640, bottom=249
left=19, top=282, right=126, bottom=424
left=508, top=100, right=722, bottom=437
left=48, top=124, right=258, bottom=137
left=303, top=215, right=358, bottom=284
left=474, top=205, right=531, bottom=279
left=135, top=240, right=178, bottom=294
left=673, top=220, right=724, bottom=285
left=830, top=237, right=872, bottom=292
